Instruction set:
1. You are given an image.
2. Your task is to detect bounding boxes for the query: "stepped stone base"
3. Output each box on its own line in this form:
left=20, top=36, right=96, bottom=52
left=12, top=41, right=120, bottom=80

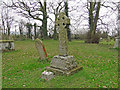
left=46, top=55, right=83, bottom=75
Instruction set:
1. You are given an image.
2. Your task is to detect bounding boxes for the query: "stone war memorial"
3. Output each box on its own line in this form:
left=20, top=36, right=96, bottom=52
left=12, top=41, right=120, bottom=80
left=35, top=38, right=48, bottom=60
left=44, top=12, right=83, bottom=78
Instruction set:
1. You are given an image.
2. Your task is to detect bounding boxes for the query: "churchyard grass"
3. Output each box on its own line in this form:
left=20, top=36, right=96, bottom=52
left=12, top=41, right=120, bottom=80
left=99, top=39, right=115, bottom=45
left=2, top=40, right=118, bottom=88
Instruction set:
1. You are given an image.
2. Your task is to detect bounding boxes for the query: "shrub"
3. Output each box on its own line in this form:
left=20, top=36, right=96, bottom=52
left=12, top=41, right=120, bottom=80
left=85, top=31, right=100, bottom=44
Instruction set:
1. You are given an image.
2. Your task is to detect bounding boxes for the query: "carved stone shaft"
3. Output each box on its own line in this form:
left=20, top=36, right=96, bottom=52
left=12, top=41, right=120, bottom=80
left=56, top=12, right=70, bottom=56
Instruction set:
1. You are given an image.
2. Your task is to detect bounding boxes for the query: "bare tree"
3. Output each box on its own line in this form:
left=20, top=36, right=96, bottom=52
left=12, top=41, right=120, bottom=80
left=48, top=0, right=64, bottom=40
left=19, top=19, right=25, bottom=36
left=34, top=23, right=37, bottom=39
left=26, top=22, right=32, bottom=39
left=1, top=5, right=14, bottom=37
left=68, top=0, right=117, bottom=43
left=4, top=0, right=48, bottom=39
left=64, top=0, right=71, bottom=41
left=118, top=1, right=120, bottom=37
left=1, top=7, right=6, bottom=34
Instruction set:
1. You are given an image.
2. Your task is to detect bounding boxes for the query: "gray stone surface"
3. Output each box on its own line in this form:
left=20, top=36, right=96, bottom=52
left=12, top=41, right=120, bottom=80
left=41, top=71, right=54, bottom=80
left=0, top=40, right=14, bottom=51
left=46, top=55, right=82, bottom=75
left=35, top=38, right=47, bottom=60
left=46, top=65, right=83, bottom=76
left=50, top=55, right=77, bottom=71
left=32, top=36, right=35, bottom=40
left=113, top=37, right=120, bottom=48
left=56, top=12, right=70, bottom=56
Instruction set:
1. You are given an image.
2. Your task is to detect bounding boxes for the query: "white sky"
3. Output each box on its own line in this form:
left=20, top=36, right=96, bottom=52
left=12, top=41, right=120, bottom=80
left=0, top=0, right=119, bottom=35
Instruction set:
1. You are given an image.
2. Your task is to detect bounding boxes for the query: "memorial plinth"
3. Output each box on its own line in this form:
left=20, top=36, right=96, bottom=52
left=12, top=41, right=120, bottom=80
left=46, top=55, right=83, bottom=75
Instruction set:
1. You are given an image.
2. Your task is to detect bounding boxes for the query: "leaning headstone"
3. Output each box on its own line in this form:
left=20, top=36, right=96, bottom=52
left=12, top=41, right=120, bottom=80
left=35, top=38, right=47, bottom=60
left=46, top=12, right=83, bottom=76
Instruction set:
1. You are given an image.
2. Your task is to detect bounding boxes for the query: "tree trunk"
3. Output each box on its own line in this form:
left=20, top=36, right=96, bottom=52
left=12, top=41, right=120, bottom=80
left=28, top=28, right=31, bottom=39
left=26, top=23, right=32, bottom=39
left=92, top=2, right=101, bottom=35
left=7, top=21, right=10, bottom=36
left=34, top=23, right=37, bottom=39
left=86, top=2, right=101, bottom=44
left=19, top=27, right=23, bottom=36
left=65, top=0, right=71, bottom=41
left=2, top=18, right=6, bottom=34
left=42, top=0, right=48, bottom=39
left=89, top=2, right=94, bottom=34
left=53, top=14, right=58, bottom=40
left=8, top=28, right=10, bottom=36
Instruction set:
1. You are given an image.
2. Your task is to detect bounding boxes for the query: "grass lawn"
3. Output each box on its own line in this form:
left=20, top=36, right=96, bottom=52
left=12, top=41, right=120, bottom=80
left=2, top=40, right=118, bottom=88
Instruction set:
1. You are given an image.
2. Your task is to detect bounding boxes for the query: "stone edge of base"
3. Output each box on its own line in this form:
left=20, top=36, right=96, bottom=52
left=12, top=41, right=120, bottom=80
left=66, top=66, right=83, bottom=76
left=45, top=66, right=83, bottom=76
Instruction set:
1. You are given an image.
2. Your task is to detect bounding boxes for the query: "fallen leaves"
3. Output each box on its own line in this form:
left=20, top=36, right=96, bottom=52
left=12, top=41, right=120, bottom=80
left=103, top=86, right=107, bottom=88
left=3, top=76, right=7, bottom=79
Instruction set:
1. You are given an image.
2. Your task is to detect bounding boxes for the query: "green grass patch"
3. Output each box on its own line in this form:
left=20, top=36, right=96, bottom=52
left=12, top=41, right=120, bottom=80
left=2, top=40, right=118, bottom=88
left=99, top=39, right=115, bottom=45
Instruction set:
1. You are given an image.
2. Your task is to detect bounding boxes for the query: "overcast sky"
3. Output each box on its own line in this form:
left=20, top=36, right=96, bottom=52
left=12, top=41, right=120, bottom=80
left=0, top=0, right=119, bottom=35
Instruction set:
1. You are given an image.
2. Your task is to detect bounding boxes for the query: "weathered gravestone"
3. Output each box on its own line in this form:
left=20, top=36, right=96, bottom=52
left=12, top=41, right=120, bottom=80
left=0, top=28, right=15, bottom=52
left=35, top=38, right=47, bottom=60
left=46, top=12, right=83, bottom=76
left=0, top=40, right=15, bottom=52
